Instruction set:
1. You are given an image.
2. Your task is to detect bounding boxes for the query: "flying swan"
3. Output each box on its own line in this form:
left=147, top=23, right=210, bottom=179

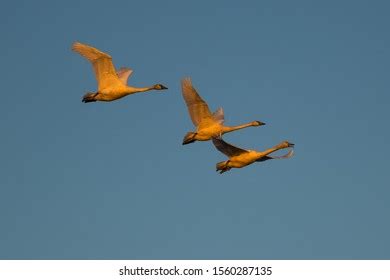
left=181, top=77, right=265, bottom=144
left=72, top=42, right=168, bottom=102
left=212, top=137, right=294, bottom=174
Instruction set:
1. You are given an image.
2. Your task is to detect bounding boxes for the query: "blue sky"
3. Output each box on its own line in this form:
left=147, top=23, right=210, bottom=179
left=0, top=0, right=389, bottom=259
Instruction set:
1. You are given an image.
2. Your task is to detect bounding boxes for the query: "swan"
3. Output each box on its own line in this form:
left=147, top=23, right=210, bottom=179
left=181, top=78, right=265, bottom=144
left=212, top=137, right=294, bottom=174
left=72, top=42, right=168, bottom=102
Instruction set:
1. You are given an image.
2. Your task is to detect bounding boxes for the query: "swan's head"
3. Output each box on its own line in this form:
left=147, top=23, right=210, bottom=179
left=154, top=84, right=168, bottom=90
left=182, top=132, right=197, bottom=145
left=280, top=141, right=295, bottom=148
left=216, top=160, right=231, bottom=174
left=252, top=121, right=266, bottom=126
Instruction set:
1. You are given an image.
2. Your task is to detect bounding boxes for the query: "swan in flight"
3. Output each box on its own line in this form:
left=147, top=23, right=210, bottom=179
left=72, top=42, right=168, bottom=103
left=212, top=137, right=294, bottom=174
left=181, top=78, right=265, bottom=144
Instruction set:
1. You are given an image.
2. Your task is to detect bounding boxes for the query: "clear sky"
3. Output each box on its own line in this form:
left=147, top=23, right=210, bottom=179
left=1, top=0, right=389, bottom=259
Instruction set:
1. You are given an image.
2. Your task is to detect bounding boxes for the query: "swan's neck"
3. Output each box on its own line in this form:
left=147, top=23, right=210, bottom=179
left=222, top=122, right=255, bottom=133
left=256, top=144, right=286, bottom=159
left=125, top=86, right=154, bottom=94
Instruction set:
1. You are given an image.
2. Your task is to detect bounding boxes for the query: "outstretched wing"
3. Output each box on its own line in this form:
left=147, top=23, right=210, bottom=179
left=181, top=77, right=214, bottom=126
left=116, top=67, right=133, bottom=85
left=212, top=137, right=248, bottom=157
left=212, top=107, right=225, bottom=124
left=72, top=42, right=122, bottom=90
left=256, top=149, right=294, bottom=162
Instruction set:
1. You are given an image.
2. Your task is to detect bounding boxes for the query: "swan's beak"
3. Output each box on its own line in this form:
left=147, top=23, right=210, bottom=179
left=288, top=142, right=295, bottom=148
left=160, top=85, right=168, bottom=90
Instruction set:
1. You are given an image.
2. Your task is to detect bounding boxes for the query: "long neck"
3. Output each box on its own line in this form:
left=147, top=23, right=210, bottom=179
left=125, top=86, right=154, bottom=94
left=222, top=122, right=255, bottom=133
left=256, top=143, right=286, bottom=159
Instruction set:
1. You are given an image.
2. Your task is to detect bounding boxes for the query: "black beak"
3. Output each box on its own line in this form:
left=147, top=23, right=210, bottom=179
left=161, top=85, right=168, bottom=90
left=288, top=143, right=295, bottom=147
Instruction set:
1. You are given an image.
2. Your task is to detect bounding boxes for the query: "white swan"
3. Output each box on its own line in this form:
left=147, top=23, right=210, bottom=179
left=212, top=137, right=294, bottom=173
left=181, top=78, right=265, bottom=144
left=72, top=42, right=167, bottom=102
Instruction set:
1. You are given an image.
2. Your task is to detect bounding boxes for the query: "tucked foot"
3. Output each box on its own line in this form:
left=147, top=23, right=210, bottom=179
left=216, top=161, right=231, bottom=174
left=82, top=92, right=98, bottom=103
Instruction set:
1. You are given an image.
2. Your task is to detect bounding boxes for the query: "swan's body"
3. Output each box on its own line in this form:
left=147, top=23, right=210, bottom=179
left=72, top=42, right=167, bottom=102
left=212, top=138, right=294, bottom=173
left=181, top=78, right=265, bottom=144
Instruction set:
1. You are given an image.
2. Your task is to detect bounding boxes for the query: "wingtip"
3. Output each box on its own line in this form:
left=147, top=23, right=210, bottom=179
left=71, top=41, right=81, bottom=49
left=181, top=77, right=192, bottom=86
left=71, top=41, right=85, bottom=53
left=286, top=149, right=294, bottom=158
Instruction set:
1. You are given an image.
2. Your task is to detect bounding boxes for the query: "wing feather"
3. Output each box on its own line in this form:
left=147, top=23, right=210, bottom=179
left=212, top=138, right=248, bottom=157
left=212, top=107, right=225, bottom=124
left=116, top=67, right=133, bottom=85
left=181, top=78, right=213, bottom=126
left=72, top=42, right=122, bottom=90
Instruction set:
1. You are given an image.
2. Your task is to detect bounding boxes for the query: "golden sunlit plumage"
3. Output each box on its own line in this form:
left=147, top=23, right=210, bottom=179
left=212, top=138, right=294, bottom=173
left=72, top=42, right=168, bottom=102
left=181, top=77, right=265, bottom=144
